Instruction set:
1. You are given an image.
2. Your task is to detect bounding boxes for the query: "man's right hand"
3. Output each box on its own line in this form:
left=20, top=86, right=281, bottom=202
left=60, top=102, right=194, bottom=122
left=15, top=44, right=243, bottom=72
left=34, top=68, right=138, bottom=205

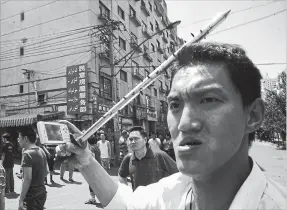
left=58, top=120, right=93, bottom=168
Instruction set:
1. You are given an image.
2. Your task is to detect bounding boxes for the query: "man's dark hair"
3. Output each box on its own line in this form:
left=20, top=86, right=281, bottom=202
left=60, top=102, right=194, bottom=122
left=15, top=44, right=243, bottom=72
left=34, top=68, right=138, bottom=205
left=129, top=126, right=147, bottom=138
left=18, top=127, right=37, bottom=143
left=171, top=42, right=262, bottom=144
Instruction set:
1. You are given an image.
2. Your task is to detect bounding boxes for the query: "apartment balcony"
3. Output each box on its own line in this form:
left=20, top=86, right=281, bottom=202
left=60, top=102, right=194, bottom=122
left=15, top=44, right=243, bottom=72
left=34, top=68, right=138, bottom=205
left=142, top=28, right=152, bottom=38
left=129, top=14, right=141, bottom=27
left=98, top=12, right=110, bottom=22
left=132, top=69, right=144, bottom=80
left=141, top=2, right=150, bottom=16
left=162, top=35, right=168, bottom=43
left=161, top=17, right=168, bottom=27
left=154, top=2, right=164, bottom=17
left=163, top=53, right=168, bottom=60
left=143, top=52, right=153, bottom=62
left=157, top=46, right=164, bottom=54
left=98, top=44, right=110, bottom=60
left=130, top=39, right=143, bottom=53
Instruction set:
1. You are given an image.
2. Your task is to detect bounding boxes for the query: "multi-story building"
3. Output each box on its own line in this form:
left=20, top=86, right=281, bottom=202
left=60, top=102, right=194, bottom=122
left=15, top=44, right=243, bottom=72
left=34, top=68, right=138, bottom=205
left=261, top=74, right=278, bottom=100
left=0, top=0, right=184, bottom=143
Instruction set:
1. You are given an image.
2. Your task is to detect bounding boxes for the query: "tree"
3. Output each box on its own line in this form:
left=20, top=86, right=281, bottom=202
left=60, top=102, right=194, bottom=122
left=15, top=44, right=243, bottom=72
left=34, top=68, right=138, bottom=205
left=261, top=71, right=286, bottom=149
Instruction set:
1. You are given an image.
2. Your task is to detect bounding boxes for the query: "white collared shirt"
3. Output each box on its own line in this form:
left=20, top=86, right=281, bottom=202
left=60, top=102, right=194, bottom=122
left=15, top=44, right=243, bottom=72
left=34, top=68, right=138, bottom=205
left=106, top=157, right=286, bottom=209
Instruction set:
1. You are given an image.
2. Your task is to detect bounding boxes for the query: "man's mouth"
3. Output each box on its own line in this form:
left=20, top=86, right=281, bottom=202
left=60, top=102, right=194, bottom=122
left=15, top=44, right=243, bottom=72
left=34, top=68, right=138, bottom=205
left=179, top=138, right=202, bottom=147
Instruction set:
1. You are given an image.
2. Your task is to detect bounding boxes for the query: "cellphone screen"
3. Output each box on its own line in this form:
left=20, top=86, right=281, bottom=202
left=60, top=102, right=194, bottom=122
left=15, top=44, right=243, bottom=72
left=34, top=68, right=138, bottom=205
left=44, top=124, right=64, bottom=142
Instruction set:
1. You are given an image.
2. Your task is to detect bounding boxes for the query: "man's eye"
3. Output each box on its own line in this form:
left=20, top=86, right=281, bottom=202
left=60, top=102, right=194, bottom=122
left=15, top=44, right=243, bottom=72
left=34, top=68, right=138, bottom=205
left=200, top=97, right=220, bottom=104
left=168, top=101, right=180, bottom=110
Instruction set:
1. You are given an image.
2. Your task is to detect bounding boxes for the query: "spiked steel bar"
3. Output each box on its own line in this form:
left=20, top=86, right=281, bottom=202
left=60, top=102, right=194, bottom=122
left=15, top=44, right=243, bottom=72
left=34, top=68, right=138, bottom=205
left=80, top=9, right=231, bottom=142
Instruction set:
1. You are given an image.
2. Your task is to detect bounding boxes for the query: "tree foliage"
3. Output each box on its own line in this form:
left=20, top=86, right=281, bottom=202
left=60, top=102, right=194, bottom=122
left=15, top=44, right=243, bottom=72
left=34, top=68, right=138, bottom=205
left=260, top=71, right=286, bottom=148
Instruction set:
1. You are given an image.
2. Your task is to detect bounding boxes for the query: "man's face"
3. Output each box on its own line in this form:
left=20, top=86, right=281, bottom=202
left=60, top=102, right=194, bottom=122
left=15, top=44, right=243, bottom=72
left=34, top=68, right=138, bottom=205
left=167, top=63, right=248, bottom=178
left=151, top=134, right=156, bottom=139
left=128, top=131, right=146, bottom=151
left=18, top=133, right=26, bottom=149
left=100, top=134, right=105, bottom=141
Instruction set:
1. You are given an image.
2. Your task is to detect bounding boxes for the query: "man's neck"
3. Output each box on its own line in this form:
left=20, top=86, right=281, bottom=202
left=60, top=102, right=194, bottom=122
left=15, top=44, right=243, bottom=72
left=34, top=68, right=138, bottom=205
left=191, top=140, right=251, bottom=210
left=25, top=143, right=37, bottom=150
left=134, top=146, right=147, bottom=160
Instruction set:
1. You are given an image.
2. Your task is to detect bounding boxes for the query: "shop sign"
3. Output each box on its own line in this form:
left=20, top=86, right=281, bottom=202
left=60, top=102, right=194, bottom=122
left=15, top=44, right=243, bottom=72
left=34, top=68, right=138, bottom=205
left=147, top=110, right=158, bottom=121
left=66, top=64, right=88, bottom=114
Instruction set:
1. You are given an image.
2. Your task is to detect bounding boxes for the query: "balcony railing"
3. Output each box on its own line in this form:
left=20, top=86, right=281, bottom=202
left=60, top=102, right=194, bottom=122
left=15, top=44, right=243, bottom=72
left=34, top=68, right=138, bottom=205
left=130, top=39, right=143, bottom=52
left=142, top=27, right=152, bottom=38
left=129, top=14, right=141, bottom=26
left=143, top=52, right=153, bottom=62
left=154, top=2, right=164, bottom=17
left=132, top=69, right=144, bottom=80
left=157, top=46, right=164, bottom=54
left=162, top=35, right=168, bottom=43
left=141, top=1, right=150, bottom=16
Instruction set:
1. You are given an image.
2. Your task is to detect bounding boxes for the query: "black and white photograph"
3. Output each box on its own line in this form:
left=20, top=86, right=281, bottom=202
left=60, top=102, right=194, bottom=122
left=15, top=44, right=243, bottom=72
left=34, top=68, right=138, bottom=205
left=0, top=0, right=286, bottom=209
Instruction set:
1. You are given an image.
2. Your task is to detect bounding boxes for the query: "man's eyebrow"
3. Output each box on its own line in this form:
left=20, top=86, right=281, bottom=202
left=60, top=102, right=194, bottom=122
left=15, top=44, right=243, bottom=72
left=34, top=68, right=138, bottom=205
left=167, top=94, right=180, bottom=102
left=191, top=85, right=227, bottom=95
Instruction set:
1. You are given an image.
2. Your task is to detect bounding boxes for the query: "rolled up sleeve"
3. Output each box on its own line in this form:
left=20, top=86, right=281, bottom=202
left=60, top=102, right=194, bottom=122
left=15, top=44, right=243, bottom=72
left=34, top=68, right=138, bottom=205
left=105, top=183, right=133, bottom=210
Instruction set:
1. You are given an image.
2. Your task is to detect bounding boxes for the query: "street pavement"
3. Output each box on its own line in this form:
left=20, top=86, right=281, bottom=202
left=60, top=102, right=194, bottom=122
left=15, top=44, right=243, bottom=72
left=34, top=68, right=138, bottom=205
left=5, top=141, right=287, bottom=210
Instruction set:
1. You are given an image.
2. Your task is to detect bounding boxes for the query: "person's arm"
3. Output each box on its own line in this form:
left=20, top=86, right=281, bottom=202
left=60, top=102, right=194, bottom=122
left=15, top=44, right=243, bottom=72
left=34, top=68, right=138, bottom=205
left=108, top=142, right=111, bottom=159
left=0, top=166, right=5, bottom=210
left=118, top=154, right=131, bottom=186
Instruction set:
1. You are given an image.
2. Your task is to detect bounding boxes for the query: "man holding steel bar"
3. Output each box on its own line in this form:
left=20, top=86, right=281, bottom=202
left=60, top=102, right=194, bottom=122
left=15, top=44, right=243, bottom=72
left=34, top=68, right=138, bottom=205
left=59, top=42, right=286, bottom=209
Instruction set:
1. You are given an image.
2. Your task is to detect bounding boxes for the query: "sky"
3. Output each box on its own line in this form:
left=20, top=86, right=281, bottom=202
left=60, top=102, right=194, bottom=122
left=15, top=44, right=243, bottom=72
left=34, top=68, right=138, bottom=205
left=166, top=0, right=286, bottom=79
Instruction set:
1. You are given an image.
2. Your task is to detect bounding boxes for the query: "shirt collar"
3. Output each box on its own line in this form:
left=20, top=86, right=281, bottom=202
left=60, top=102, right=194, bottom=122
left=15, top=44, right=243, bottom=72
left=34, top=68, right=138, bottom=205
left=131, top=145, right=153, bottom=160
left=229, top=157, right=267, bottom=209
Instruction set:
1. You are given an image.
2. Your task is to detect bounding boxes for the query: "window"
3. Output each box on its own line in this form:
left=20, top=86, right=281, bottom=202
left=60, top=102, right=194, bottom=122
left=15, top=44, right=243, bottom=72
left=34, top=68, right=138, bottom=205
left=131, top=32, right=137, bottom=43
left=151, top=43, right=155, bottom=52
left=118, top=6, right=125, bottom=20
left=146, top=95, right=152, bottom=106
left=20, top=12, right=24, bottom=21
left=155, top=20, right=159, bottom=30
left=20, top=47, right=24, bottom=56
left=123, top=106, right=129, bottom=115
left=156, top=40, right=160, bottom=48
left=120, top=70, right=128, bottom=82
left=154, top=88, right=158, bottom=97
left=119, top=37, right=126, bottom=50
left=150, top=22, right=154, bottom=32
left=143, top=45, right=148, bottom=53
left=38, top=94, right=46, bottom=103
left=99, top=1, right=110, bottom=18
left=129, top=5, right=136, bottom=17
left=100, top=76, right=112, bottom=98
left=132, top=60, right=139, bottom=73
left=136, top=95, right=141, bottom=105
left=159, top=80, right=163, bottom=89
left=149, top=2, right=152, bottom=11
left=19, top=85, right=23, bottom=93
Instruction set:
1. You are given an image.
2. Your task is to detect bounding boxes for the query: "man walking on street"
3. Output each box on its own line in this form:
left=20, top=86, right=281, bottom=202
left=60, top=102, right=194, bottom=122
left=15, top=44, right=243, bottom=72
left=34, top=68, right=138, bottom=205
left=58, top=42, right=286, bottom=209
left=18, top=128, right=48, bottom=210
left=1, top=133, right=14, bottom=195
left=148, top=132, right=161, bottom=152
left=118, top=126, right=178, bottom=191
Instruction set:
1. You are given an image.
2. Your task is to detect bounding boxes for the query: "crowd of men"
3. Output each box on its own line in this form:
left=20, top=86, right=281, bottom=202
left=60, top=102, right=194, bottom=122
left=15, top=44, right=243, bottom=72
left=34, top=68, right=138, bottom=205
left=0, top=41, right=286, bottom=210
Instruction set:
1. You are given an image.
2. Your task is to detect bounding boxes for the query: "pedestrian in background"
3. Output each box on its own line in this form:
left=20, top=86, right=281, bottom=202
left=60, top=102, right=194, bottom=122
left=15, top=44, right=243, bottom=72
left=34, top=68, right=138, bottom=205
left=97, top=132, right=111, bottom=170
left=18, top=128, right=48, bottom=210
left=106, top=128, right=115, bottom=166
left=119, top=130, right=129, bottom=163
left=148, top=132, right=161, bottom=152
left=1, top=133, right=14, bottom=195
left=0, top=163, right=5, bottom=210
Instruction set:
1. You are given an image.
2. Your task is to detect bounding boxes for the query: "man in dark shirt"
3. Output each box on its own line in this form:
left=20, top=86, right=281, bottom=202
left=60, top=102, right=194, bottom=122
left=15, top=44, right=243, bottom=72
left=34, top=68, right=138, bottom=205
left=17, top=128, right=48, bottom=210
left=1, top=133, right=14, bottom=194
left=118, top=126, right=178, bottom=191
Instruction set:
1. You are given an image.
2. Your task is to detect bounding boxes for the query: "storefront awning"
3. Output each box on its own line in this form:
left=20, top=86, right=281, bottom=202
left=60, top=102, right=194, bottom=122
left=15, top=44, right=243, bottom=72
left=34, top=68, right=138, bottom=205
left=0, top=111, right=65, bottom=127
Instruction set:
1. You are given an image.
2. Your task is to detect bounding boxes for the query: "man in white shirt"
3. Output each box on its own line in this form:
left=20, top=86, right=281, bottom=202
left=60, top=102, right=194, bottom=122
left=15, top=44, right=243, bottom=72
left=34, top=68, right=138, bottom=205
left=58, top=42, right=286, bottom=209
left=148, top=133, right=161, bottom=152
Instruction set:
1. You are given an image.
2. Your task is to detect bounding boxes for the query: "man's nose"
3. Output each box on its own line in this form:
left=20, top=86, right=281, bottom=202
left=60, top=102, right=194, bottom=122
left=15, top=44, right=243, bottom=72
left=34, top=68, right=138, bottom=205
left=177, top=106, right=203, bottom=133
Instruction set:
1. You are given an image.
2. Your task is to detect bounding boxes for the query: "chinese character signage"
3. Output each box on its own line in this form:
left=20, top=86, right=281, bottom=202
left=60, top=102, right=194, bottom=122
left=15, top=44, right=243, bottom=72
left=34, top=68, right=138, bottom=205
left=66, top=64, right=88, bottom=114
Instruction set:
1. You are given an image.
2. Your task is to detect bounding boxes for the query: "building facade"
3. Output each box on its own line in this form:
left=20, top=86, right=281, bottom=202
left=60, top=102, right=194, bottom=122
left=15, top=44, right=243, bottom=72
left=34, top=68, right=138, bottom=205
left=0, top=0, right=184, bottom=138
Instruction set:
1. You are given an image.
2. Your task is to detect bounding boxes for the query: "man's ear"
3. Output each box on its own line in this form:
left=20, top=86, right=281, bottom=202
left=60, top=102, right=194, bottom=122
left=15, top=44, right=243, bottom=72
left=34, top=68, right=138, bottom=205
left=245, top=98, right=265, bottom=134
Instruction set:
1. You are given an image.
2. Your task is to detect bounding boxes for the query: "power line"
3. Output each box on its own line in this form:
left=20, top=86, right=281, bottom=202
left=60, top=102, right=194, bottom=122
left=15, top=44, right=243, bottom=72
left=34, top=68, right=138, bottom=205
left=256, top=63, right=287, bottom=66
left=179, top=1, right=278, bottom=28
left=0, top=0, right=59, bottom=22
left=210, top=9, right=286, bottom=36
left=0, top=9, right=91, bottom=37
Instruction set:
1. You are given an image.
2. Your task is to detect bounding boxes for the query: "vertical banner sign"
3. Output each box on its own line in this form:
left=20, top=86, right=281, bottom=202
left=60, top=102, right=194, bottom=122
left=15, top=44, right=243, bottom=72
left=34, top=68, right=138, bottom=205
left=66, top=63, right=88, bottom=115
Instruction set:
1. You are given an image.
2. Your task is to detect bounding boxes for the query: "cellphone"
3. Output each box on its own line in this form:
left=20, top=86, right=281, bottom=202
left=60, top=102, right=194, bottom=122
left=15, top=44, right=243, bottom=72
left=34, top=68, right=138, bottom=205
left=37, top=121, right=70, bottom=145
